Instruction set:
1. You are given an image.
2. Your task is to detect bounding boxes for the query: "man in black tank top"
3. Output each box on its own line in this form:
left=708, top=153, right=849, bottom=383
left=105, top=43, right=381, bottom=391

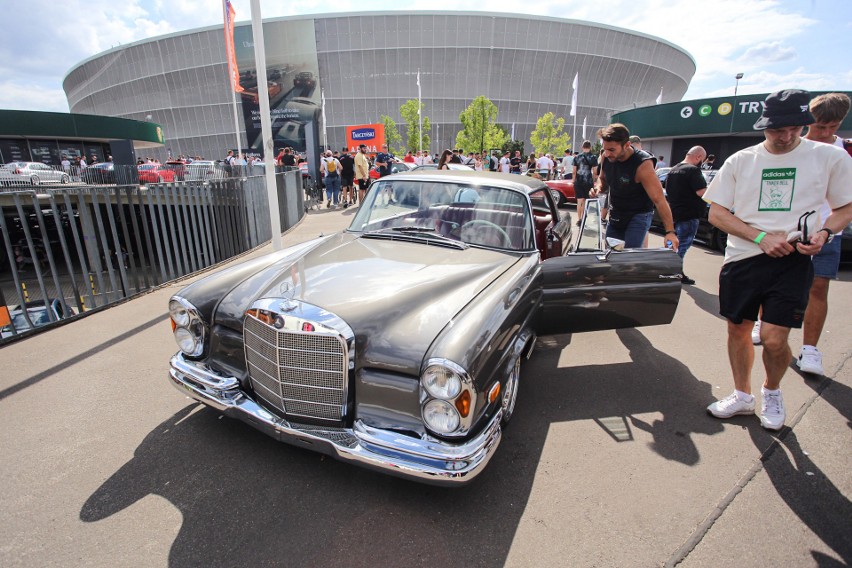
left=591, top=123, right=678, bottom=250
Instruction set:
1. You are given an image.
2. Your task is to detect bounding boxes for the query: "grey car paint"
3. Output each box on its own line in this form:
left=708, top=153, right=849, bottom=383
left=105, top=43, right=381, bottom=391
left=168, top=170, right=683, bottom=483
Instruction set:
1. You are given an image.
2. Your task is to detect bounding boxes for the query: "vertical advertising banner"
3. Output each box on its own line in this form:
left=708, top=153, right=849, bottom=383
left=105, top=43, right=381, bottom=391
left=345, top=124, right=386, bottom=153
left=223, top=0, right=243, bottom=93
left=234, top=20, right=321, bottom=154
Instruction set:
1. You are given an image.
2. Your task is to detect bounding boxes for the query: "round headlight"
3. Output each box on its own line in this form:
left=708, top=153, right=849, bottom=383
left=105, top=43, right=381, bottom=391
left=422, top=365, right=462, bottom=399
left=423, top=399, right=460, bottom=434
left=174, top=327, right=198, bottom=355
left=169, top=300, right=190, bottom=328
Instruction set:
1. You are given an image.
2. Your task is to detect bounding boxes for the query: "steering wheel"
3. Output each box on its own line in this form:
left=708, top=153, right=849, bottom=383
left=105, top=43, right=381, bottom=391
left=460, top=219, right=513, bottom=248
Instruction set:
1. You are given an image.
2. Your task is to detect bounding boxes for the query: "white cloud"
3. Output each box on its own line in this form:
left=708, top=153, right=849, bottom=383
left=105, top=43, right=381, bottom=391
left=740, top=41, right=797, bottom=63
left=0, top=82, right=69, bottom=113
left=0, top=0, right=848, bottom=113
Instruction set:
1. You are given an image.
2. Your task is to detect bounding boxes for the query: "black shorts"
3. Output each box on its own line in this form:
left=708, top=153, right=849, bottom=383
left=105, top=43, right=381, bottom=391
left=574, top=182, right=593, bottom=200
left=719, top=252, right=813, bottom=328
left=341, top=174, right=354, bottom=187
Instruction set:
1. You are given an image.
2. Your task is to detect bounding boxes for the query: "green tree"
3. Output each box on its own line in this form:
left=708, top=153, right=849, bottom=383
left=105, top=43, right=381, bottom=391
left=455, top=96, right=508, bottom=155
left=502, top=138, right=525, bottom=157
left=590, top=140, right=602, bottom=156
left=379, top=115, right=404, bottom=156
left=399, top=99, right=431, bottom=154
left=530, top=112, right=570, bottom=157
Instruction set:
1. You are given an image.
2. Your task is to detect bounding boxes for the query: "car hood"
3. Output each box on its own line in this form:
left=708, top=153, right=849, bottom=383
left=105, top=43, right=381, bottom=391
left=213, top=232, right=521, bottom=374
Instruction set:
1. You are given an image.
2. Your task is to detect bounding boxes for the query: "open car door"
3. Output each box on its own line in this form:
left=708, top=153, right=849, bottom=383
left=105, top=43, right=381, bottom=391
left=535, top=199, right=683, bottom=336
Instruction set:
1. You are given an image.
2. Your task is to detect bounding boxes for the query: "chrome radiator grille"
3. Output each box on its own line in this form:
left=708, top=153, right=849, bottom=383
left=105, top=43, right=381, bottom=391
left=244, top=315, right=348, bottom=424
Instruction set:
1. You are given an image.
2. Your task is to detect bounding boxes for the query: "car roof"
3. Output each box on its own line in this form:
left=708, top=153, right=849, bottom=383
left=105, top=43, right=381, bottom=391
left=391, top=169, right=548, bottom=195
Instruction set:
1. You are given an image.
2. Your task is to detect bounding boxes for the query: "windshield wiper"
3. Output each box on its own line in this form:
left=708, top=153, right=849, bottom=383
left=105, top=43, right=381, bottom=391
left=361, top=227, right=468, bottom=249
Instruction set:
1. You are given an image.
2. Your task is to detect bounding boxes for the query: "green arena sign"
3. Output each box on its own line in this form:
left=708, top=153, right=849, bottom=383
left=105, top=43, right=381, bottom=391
left=612, top=91, right=852, bottom=138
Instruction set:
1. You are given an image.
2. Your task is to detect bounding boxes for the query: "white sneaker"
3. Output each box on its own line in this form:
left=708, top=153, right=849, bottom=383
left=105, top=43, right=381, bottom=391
left=797, top=346, right=824, bottom=375
left=751, top=320, right=761, bottom=345
left=759, top=390, right=786, bottom=431
left=707, top=392, right=755, bottom=418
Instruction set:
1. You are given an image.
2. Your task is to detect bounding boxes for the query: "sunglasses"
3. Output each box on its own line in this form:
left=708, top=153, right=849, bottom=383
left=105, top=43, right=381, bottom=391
left=796, top=210, right=816, bottom=243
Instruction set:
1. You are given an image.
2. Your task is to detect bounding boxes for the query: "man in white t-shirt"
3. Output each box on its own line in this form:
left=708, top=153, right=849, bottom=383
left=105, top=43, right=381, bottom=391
left=560, top=149, right=573, bottom=178
left=535, top=153, right=553, bottom=179
left=795, top=92, right=851, bottom=375
left=703, top=89, right=852, bottom=431
left=499, top=153, right=510, bottom=173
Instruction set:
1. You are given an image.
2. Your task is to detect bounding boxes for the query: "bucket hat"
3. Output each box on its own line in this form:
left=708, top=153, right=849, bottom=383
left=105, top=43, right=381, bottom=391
left=753, top=89, right=814, bottom=130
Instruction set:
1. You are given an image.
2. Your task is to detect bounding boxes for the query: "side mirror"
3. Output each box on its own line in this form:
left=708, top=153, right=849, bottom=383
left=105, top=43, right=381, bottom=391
left=606, top=237, right=625, bottom=251
left=598, top=237, right=626, bottom=261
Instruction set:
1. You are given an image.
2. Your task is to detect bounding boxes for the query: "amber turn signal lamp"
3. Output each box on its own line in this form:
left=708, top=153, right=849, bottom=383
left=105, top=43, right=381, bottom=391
left=246, top=309, right=274, bottom=325
left=488, top=382, right=500, bottom=403
left=170, top=319, right=176, bottom=332
left=455, top=390, right=471, bottom=417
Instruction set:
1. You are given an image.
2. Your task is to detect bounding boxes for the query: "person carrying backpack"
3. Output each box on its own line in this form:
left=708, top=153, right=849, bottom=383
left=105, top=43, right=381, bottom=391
left=321, top=150, right=343, bottom=208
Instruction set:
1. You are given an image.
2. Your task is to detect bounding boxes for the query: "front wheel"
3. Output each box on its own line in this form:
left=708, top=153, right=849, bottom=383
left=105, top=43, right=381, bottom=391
left=30, top=175, right=40, bottom=185
left=60, top=174, right=70, bottom=184
left=501, top=357, right=521, bottom=425
left=549, top=188, right=565, bottom=208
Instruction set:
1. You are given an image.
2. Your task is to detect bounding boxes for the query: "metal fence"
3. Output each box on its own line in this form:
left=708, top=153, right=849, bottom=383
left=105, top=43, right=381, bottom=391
left=0, top=170, right=303, bottom=342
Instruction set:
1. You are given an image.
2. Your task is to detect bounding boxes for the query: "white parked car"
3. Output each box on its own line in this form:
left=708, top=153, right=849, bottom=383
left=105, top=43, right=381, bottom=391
left=185, top=160, right=225, bottom=181
left=0, top=162, right=71, bottom=186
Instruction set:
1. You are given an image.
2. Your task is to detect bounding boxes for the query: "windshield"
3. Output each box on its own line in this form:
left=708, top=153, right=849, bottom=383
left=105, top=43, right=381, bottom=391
left=348, top=179, right=534, bottom=251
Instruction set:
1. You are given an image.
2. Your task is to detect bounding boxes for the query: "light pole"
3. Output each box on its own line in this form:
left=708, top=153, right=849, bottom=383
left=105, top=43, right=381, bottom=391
left=730, top=73, right=744, bottom=134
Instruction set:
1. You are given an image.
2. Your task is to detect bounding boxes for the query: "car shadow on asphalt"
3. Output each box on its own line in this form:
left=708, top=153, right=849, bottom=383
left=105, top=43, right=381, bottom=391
left=681, top=283, right=725, bottom=321
left=78, top=328, right=774, bottom=567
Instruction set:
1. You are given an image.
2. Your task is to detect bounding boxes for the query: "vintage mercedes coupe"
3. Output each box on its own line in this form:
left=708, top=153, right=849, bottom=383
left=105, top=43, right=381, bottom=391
left=168, top=171, right=682, bottom=485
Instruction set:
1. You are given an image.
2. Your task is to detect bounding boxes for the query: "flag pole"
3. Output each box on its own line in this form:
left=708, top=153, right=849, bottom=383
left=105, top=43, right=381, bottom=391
left=417, top=69, right=422, bottom=156
left=222, top=0, right=242, bottom=159
left=249, top=0, right=282, bottom=251
left=570, top=73, right=578, bottom=152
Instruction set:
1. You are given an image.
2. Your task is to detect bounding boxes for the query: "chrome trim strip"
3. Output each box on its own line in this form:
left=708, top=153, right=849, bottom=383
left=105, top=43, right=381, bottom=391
left=169, top=352, right=501, bottom=485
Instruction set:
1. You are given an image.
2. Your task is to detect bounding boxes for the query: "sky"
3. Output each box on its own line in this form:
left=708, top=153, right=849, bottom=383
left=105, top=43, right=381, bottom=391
left=1, top=0, right=850, bottom=113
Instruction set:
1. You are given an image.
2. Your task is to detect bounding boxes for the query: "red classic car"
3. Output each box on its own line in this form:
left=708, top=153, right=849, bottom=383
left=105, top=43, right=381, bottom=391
left=137, top=164, right=177, bottom=184
left=544, top=178, right=576, bottom=207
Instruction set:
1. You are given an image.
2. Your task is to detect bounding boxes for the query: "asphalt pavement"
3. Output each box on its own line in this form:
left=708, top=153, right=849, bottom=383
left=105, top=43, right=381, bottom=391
left=0, top=203, right=849, bottom=567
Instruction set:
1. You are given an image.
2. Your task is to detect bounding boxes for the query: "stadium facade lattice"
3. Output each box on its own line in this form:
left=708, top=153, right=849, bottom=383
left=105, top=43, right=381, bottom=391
left=64, top=11, right=694, bottom=161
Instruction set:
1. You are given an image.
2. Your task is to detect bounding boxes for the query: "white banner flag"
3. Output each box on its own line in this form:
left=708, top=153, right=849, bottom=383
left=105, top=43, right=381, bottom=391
left=582, top=116, right=587, bottom=140
left=656, top=87, right=663, bottom=105
left=570, top=73, right=578, bottom=117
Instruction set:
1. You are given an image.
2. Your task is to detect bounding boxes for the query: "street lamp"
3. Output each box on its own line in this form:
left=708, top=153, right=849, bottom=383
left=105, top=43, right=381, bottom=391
left=730, top=73, right=745, bottom=134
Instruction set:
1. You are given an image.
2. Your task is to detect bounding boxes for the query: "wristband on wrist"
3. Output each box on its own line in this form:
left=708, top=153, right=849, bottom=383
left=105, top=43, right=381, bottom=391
left=754, top=231, right=767, bottom=244
left=665, top=230, right=676, bottom=235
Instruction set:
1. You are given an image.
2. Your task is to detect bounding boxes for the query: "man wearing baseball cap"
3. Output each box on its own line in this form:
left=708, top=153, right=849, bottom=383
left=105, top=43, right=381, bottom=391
left=703, top=89, right=852, bottom=431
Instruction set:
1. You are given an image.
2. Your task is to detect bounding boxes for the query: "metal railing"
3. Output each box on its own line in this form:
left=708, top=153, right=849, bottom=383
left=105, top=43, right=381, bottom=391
left=0, top=170, right=304, bottom=342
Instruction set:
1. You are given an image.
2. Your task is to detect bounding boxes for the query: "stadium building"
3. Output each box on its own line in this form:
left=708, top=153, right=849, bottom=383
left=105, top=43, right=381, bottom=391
left=64, top=11, right=695, bottom=161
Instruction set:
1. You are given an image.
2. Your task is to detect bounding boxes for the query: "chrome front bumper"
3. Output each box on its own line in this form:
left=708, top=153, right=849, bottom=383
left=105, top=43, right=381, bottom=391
left=168, top=353, right=502, bottom=486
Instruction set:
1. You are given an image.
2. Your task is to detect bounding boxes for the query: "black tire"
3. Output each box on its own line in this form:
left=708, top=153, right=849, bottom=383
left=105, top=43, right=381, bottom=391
left=549, top=188, right=566, bottom=208
left=30, top=175, right=40, bottom=185
left=157, top=175, right=164, bottom=183
left=60, top=174, right=70, bottom=184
